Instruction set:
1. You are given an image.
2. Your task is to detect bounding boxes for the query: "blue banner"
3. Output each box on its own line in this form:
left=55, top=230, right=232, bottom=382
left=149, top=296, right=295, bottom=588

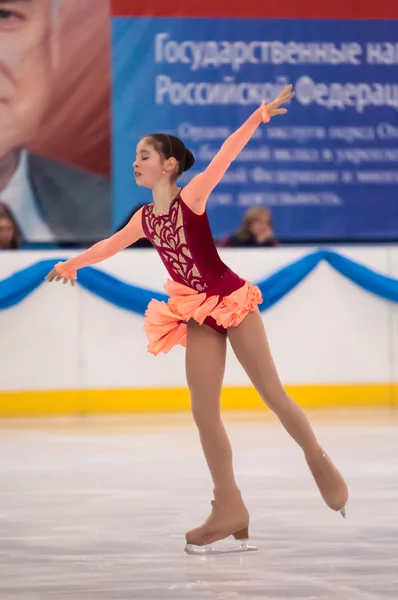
left=112, top=18, right=398, bottom=241
left=2, top=250, right=398, bottom=312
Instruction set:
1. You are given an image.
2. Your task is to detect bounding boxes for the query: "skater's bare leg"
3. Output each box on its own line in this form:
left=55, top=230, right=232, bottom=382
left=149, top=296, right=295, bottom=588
left=184, top=320, right=252, bottom=549
left=185, top=320, right=237, bottom=496
left=228, top=311, right=348, bottom=513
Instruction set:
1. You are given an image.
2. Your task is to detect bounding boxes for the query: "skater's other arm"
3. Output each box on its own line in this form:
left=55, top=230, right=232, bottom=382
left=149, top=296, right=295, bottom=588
left=46, top=207, right=145, bottom=283
left=181, top=86, right=294, bottom=214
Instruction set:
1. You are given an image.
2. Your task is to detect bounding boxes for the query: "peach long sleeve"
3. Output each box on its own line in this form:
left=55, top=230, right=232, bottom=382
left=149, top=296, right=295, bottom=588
left=181, top=104, right=270, bottom=213
left=54, top=208, right=145, bottom=279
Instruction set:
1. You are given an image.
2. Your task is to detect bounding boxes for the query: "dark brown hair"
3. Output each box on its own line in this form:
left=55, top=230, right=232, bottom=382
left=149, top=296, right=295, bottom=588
left=145, top=134, right=195, bottom=181
left=0, top=203, right=21, bottom=249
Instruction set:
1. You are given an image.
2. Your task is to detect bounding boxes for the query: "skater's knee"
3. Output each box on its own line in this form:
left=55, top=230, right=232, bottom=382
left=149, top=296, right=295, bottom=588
left=190, top=398, right=220, bottom=428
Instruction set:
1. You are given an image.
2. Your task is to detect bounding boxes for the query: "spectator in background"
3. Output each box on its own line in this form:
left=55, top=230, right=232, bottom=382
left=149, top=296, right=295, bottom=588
left=0, top=0, right=110, bottom=244
left=0, top=203, right=21, bottom=249
left=220, top=207, right=279, bottom=248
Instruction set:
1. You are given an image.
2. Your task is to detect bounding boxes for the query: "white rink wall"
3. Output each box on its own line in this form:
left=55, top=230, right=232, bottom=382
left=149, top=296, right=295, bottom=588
left=0, top=246, right=397, bottom=394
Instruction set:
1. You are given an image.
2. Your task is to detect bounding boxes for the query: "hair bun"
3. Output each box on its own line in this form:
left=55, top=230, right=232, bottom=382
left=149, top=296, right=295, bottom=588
left=183, top=149, right=195, bottom=172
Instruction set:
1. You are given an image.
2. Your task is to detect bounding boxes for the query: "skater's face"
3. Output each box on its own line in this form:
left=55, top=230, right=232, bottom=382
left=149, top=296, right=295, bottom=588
left=0, top=0, right=59, bottom=160
left=134, top=138, right=177, bottom=188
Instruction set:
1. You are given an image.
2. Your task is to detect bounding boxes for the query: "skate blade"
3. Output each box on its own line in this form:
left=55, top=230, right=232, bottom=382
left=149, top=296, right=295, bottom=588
left=185, top=539, right=258, bottom=555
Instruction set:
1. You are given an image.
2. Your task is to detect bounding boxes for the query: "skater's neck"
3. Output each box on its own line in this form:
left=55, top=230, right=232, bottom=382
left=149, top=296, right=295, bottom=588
left=151, top=181, right=180, bottom=215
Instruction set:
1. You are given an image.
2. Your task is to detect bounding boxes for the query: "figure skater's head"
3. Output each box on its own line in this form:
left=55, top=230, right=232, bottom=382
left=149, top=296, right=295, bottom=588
left=134, top=134, right=195, bottom=188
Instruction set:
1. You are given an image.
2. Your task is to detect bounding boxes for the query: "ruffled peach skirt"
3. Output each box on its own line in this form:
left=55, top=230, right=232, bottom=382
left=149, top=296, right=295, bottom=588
left=143, top=280, right=263, bottom=356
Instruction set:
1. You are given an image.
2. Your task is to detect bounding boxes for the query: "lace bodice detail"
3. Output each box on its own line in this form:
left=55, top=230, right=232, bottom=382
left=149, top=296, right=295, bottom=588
left=143, top=198, right=207, bottom=292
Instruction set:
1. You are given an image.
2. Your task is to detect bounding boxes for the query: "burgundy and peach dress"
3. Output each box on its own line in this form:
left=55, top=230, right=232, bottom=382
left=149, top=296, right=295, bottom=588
left=54, top=105, right=270, bottom=355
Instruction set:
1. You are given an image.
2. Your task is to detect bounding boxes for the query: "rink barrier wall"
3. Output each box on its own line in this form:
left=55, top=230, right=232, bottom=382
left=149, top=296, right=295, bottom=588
left=1, top=247, right=397, bottom=417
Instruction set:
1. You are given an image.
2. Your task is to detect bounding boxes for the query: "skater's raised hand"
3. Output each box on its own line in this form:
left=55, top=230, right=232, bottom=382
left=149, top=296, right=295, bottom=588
left=181, top=84, right=294, bottom=212
left=261, top=84, right=295, bottom=121
left=45, top=268, right=76, bottom=287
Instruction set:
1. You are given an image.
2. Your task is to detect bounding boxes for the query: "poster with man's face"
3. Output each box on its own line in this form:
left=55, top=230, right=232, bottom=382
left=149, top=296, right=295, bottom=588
left=0, top=0, right=111, bottom=244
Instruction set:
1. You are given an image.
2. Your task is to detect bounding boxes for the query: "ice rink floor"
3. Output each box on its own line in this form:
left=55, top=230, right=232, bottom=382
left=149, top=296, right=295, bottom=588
left=1, top=409, right=397, bottom=600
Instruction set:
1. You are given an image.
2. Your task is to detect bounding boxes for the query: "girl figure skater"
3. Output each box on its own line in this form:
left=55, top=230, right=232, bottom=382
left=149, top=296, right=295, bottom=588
left=45, top=85, right=348, bottom=555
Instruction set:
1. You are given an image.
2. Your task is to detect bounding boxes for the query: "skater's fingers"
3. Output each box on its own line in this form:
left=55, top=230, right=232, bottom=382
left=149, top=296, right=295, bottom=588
left=44, top=269, right=75, bottom=286
left=270, top=108, right=288, bottom=116
left=267, top=86, right=294, bottom=111
left=284, top=91, right=295, bottom=102
left=45, top=270, right=56, bottom=282
left=276, top=92, right=295, bottom=107
left=282, top=84, right=293, bottom=94
left=271, top=85, right=292, bottom=105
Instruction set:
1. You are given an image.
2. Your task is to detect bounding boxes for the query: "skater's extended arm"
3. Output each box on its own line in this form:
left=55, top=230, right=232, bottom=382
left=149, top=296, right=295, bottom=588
left=181, top=104, right=268, bottom=214
left=181, top=86, right=294, bottom=214
left=46, top=208, right=145, bottom=283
